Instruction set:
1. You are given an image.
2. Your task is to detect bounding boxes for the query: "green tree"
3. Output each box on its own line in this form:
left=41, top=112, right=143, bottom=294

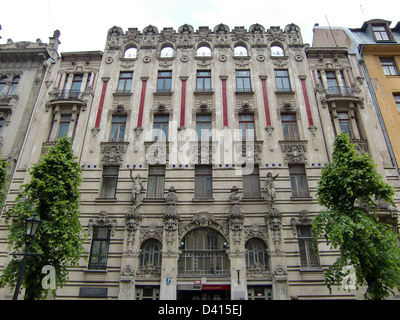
left=0, top=137, right=86, bottom=299
left=312, top=133, right=400, bottom=300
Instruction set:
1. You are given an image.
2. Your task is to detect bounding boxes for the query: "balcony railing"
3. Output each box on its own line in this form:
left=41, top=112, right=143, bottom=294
left=51, top=90, right=84, bottom=101
left=326, top=86, right=355, bottom=97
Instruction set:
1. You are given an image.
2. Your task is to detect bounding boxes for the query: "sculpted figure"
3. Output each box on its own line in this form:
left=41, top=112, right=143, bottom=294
left=264, top=172, right=279, bottom=205
left=131, top=172, right=143, bottom=208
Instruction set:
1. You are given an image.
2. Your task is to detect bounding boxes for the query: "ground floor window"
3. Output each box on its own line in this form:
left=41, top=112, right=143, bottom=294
left=247, top=286, right=273, bottom=300
left=135, top=286, right=160, bottom=300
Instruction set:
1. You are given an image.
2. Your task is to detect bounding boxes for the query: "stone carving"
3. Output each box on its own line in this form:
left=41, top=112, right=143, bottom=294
left=244, top=224, right=268, bottom=242
left=274, top=264, right=287, bottom=277
left=88, top=211, right=117, bottom=237
left=100, top=142, right=127, bottom=166
left=266, top=207, right=282, bottom=252
left=247, top=262, right=270, bottom=278
left=264, top=172, right=279, bottom=206
left=177, top=24, right=194, bottom=49
left=235, top=142, right=262, bottom=164
left=125, top=207, right=142, bottom=245
left=229, top=185, right=241, bottom=205
left=179, top=211, right=228, bottom=239
left=280, top=142, right=307, bottom=164
left=136, top=264, right=161, bottom=278
left=107, top=26, right=123, bottom=51
left=140, top=225, right=163, bottom=243
left=285, top=24, right=303, bottom=45
left=146, top=143, right=169, bottom=165
left=121, top=264, right=135, bottom=277
left=214, top=24, right=230, bottom=49
left=131, top=173, right=144, bottom=209
left=290, top=210, right=312, bottom=236
left=190, top=144, right=215, bottom=164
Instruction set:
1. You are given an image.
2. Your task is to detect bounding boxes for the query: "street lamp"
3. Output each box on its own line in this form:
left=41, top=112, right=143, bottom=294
left=12, top=214, right=42, bottom=300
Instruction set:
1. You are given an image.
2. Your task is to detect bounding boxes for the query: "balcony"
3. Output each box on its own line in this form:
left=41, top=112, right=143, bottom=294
left=349, top=138, right=369, bottom=154
left=326, top=86, right=355, bottom=97
left=50, top=90, right=85, bottom=101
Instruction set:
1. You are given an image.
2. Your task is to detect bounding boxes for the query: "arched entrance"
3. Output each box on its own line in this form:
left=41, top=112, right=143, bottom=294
left=177, top=227, right=230, bottom=300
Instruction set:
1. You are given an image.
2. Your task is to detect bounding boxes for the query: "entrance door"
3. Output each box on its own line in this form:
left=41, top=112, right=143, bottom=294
left=178, top=290, right=229, bottom=300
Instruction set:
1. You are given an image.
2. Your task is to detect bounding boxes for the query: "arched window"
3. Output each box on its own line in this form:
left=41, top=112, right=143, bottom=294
left=271, top=45, right=284, bottom=57
left=245, top=239, right=269, bottom=270
left=197, top=46, right=211, bottom=57
left=8, top=76, right=20, bottom=95
left=234, top=45, right=248, bottom=57
left=140, top=239, right=162, bottom=270
left=124, top=47, right=137, bottom=59
left=160, top=46, right=174, bottom=58
left=178, top=227, right=229, bottom=276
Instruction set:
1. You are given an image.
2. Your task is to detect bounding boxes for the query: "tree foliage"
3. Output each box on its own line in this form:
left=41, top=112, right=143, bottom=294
left=313, top=133, right=400, bottom=300
left=0, top=137, right=86, bottom=299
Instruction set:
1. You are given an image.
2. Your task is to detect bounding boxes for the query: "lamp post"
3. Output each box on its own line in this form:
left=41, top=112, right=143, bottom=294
left=12, top=214, right=42, bottom=300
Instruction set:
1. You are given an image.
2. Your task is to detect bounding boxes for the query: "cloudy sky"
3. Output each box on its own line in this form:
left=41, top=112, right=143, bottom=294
left=1, top=0, right=400, bottom=53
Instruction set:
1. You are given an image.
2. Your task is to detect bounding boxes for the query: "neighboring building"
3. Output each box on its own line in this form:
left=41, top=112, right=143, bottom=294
left=313, top=19, right=400, bottom=176
left=0, top=30, right=60, bottom=186
left=0, top=23, right=399, bottom=300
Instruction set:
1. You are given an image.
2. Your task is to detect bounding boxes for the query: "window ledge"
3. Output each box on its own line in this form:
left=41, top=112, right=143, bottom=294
left=192, top=197, right=215, bottom=202
left=194, top=91, right=214, bottom=95
left=275, top=90, right=295, bottom=95
left=290, top=196, right=312, bottom=201
left=241, top=197, right=265, bottom=202
left=153, top=91, right=174, bottom=96
left=143, top=198, right=166, bottom=203
left=235, top=90, right=254, bottom=95
left=95, top=197, right=118, bottom=202
left=113, top=92, right=133, bottom=96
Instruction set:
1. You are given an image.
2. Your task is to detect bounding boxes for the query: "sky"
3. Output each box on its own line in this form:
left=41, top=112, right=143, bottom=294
left=1, top=0, right=400, bottom=53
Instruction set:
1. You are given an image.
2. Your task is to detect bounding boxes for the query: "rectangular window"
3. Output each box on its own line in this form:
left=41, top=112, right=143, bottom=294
left=109, top=115, right=126, bottom=142
left=157, top=71, right=172, bottom=93
left=147, top=166, right=165, bottom=199
left=195, top=165, right=212, bottom=198
left=242, top=165, right=261, bottom=198
left=394, top=94, right=400, bottom=113
left=153, top=114, right=169, bottom=141
left=89, top=226, right=111, bottom=270
left=57, top=114, right=71, bottom=138
left=196, top=114, right=212, bottom=141
left=380, top=58, right=399, bottom=76
left=236, top=70, right=252, bottom=92
left=289, top=164, right=309, bottom=198
left=325, top=71, right=339, bottom=94
left=337, top=112, right=353, bottom=138
left=274, top=69, right=291, bottom=92
left=239, top=114, right=255, bottom=141
left=100, top=166, right=119, bottom=198
left=70, top=74, right=83, bottom=97
left=117, top=71, right=133, bottom=93
left=196, top=70, right=211, bottom=93
left=298, top=226, right=320, bottom=268
left=281, top=114, right=299, bottom=141
left=372, top=24, right=391, bottom=41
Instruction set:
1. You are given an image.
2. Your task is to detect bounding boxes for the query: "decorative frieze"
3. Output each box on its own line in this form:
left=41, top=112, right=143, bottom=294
left=100, top=141, right=129, bottom=166
left=279, top=140, right=307, bottom=164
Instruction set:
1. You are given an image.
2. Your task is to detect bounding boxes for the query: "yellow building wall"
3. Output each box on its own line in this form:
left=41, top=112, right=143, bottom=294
left=363, top=46, right=400, bottom=166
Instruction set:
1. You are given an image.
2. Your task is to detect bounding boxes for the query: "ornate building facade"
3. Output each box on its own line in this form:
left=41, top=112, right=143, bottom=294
left=0, top=31, right=60, bottom=185
left=0, top=23, right=399, bottom=300
left=313, top=19, right=400, bottom=176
